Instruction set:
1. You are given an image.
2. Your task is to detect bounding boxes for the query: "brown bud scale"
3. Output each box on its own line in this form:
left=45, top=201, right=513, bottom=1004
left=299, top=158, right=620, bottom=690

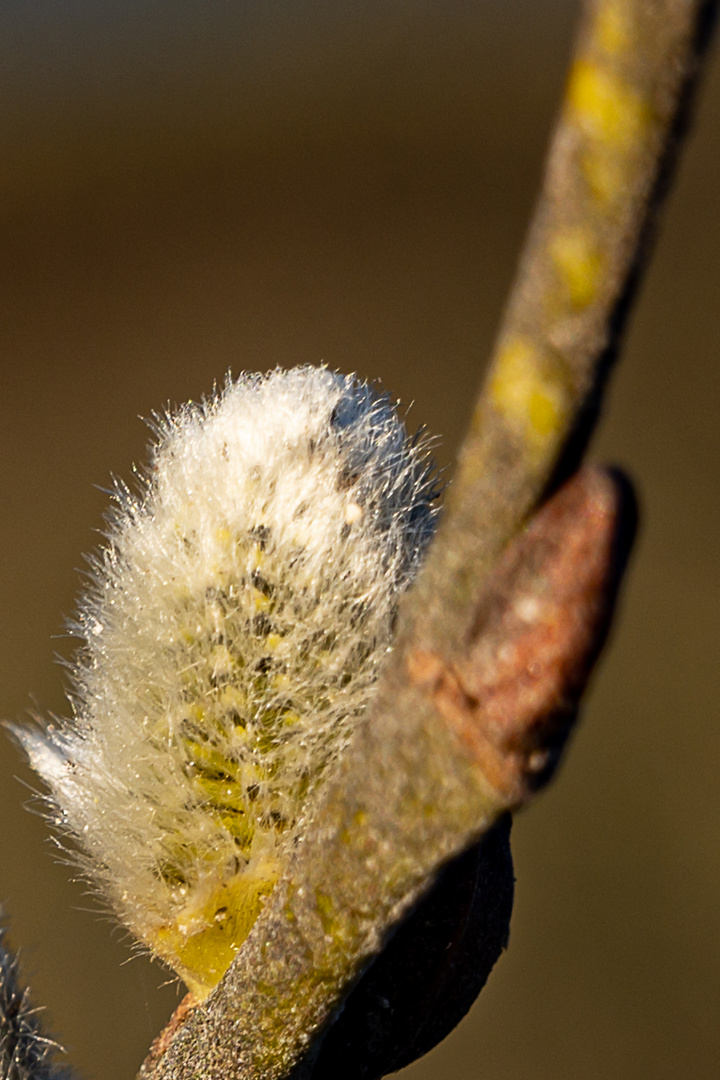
left=408, top=466, right=636, bottom=807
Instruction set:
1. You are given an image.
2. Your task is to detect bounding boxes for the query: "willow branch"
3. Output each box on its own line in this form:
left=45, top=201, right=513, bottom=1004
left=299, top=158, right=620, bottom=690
left=141, top=3, right=718, bottom=1078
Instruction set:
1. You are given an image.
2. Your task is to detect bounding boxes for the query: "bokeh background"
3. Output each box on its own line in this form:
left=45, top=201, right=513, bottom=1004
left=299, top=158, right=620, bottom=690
left=1, top=1, right=718, bottom=1077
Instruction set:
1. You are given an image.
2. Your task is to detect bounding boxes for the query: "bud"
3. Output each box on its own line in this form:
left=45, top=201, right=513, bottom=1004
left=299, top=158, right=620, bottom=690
left=12, top=367, right=437, bottom=998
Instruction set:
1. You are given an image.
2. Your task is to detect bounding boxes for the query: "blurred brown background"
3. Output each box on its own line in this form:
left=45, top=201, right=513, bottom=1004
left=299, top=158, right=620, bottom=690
left=0, top=2, right=718, bottom=1077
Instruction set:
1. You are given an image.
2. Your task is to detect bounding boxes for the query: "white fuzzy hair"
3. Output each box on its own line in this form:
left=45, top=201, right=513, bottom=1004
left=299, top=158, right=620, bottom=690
left=12, top=366, right=438, bottom=993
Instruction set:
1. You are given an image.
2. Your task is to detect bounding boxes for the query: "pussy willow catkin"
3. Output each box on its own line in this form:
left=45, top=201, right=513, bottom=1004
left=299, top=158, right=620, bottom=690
left=13, top=367, right=438, bottom=997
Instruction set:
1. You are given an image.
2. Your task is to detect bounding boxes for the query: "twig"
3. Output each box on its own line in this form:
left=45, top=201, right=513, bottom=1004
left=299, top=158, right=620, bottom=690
left=140, top=3, right=718, bottom=1078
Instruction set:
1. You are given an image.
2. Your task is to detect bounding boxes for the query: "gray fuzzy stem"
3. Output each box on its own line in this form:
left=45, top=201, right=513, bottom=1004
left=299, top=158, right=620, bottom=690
left=0, top=927, right=72, bottom=1080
